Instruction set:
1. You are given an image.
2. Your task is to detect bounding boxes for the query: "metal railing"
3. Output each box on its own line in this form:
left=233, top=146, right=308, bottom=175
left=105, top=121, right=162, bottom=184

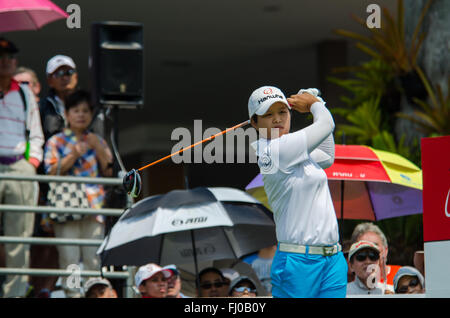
left=0, top=173, right=136, bottom=298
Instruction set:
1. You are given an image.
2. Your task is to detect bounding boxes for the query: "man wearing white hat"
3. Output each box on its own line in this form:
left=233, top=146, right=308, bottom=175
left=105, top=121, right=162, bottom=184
left=135, top=263, right=173, bottom=298
left=40, top=55, right=78, bottom=141
left=347, top=240, right=384, bottom=295
left=84, top=277, right=117, bottom=298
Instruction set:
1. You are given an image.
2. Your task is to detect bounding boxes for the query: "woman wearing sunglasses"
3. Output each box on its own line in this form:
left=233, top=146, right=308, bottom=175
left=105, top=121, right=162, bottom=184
left=347, top=240, right=385, bottom=295
left=393, top=266, right=425, bottom=294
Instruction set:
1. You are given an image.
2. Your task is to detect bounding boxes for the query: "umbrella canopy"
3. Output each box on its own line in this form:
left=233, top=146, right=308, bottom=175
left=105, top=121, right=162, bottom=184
left=0, top=0, right=68, bottom=32
left=97, top=187, right=276, bottom=268
left=246, top=145, right=423, bottom=221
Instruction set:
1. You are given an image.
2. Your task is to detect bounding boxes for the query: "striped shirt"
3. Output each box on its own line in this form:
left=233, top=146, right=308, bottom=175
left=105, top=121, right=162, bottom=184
left=44, top=128, right=109, bottom=209
left=0, top=79, right=44, bottom=162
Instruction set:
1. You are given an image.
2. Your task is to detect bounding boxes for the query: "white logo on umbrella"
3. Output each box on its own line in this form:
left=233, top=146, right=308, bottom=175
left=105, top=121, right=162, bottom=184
left=445, top=188, right=450, bottom=218
left=179, top=244, right=216, bottom=258
left=172, top=217, right=208, bottom=226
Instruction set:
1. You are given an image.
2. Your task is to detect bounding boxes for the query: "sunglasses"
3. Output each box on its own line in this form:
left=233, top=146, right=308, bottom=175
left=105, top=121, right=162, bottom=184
left=233, top=286, right=256, bottom=294
left=355, top=250, right=380, bottom=262
left=396, top=278, right=420, bottom=294
left=52, top=68, right=76, bottom=78
left=200, top=282, right=227, bottom=289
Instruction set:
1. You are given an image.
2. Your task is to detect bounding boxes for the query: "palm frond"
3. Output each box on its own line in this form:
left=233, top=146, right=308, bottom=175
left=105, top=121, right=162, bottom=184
left=411, top=0, right=433, bottom=52
left=398, top=0, right=405, bottom=45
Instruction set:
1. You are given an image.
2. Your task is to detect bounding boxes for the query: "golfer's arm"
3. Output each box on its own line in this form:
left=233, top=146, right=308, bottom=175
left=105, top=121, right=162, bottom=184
left=310, top=133, right=335, bottom=169
left=303, top=102, right=335, bottom=157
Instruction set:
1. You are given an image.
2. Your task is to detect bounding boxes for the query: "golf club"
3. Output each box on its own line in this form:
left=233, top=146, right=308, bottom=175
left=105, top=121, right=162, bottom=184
left=123, top=120, right=251, bottom=197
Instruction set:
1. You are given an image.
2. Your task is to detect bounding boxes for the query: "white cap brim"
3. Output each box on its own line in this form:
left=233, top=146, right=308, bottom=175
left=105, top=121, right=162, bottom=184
left=46, top=55, right=76, bottom=75
left=253, top=100, right=290, bottom=117
left=136, top=268, right=172, bottom=286
left=248, top=86, right=291, bottom=119
left=348, top=240, right=380, bottom=260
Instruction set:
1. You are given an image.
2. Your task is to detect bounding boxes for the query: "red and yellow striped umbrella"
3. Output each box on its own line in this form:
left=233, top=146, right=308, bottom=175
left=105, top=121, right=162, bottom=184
left=246, top=145, right=422, bottom=221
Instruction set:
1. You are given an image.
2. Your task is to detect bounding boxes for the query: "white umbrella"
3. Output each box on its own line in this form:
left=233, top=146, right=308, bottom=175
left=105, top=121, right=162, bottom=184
left=97, top=187, right=276, bottom=288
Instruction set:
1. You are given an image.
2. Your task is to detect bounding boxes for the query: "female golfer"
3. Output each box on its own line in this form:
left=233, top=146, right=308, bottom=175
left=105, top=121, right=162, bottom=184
left=248, top=86, right=347, bottom=298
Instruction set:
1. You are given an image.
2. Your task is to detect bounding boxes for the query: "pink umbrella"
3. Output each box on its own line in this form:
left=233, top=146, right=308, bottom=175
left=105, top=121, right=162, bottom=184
left=0, top=0, right=68, bottom=32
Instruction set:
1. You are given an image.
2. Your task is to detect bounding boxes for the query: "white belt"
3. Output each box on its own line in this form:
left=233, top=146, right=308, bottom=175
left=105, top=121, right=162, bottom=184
left=279, top=242, right=342, bottom=256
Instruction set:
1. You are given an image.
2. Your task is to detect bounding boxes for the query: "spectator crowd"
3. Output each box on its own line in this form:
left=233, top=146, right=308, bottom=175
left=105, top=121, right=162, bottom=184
left=0, top=37, right=426, bottom=298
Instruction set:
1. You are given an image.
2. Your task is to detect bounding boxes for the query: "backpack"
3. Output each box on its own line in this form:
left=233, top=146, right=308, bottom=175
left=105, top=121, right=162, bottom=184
left=18, top=85, right=31, bottom=160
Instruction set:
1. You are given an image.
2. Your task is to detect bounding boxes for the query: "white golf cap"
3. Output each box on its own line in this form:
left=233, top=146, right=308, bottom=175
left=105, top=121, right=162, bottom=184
left=135, top=263, right=172, bottom=287
left=248, top=86, right=291, bottom=119
left=46, top=55, right=76, bottom=75
left=84, top=277, right=112, bottom=292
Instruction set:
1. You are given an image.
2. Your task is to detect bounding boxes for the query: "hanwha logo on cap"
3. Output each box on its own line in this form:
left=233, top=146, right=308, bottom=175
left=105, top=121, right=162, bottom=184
left=263, top=88, right=273, bottom=95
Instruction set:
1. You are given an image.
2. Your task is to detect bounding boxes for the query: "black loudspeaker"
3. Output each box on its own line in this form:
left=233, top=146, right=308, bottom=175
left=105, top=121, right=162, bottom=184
left=90, top=21, right=144, bottom=108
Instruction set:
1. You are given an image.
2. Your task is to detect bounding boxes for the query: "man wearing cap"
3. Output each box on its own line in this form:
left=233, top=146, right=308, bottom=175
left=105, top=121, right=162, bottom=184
left=350, top=222, right=398, bottom=292
left=347, top=240, right=384, bottom=295
left=248, top=86, right=347, bottom=298
left=135, top=263, right=172, bottom=298
left=40, top=55, right=104, bottom=143
left=84, top=277, right=118, bottom=298
left=393, top=266, right=425, bottom=294
left=0, top=37, right=44, bottom=297
left=40, top=55, right=78, bottom=142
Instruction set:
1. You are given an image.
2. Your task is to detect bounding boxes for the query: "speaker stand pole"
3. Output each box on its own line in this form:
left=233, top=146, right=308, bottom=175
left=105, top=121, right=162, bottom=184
left=113, top=106, right=119, bottom=160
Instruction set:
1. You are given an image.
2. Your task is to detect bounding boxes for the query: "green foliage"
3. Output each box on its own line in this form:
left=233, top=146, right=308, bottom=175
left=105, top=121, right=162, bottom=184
left=328, top=59, right=395, bottom=109
left=336, top=98, right=381, bottom=144
left=329, top=0, right=433, bottom=265
left=328, top=0, right=429, bottom=165
left=377, top=214, right=424, bottom=265
left=397, top=76, right=450, bottom=136
left=334, top=0, right=433, bottom=76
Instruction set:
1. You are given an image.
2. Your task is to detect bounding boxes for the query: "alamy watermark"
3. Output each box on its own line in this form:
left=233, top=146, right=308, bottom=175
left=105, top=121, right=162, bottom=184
left=66, top=4, right=81, bottom=29
left=366, top=4, right=381, bottom=29
left=170, top=120, right=281, bottom=174
left=170, top=120, right=258, bottom=164
left=64, top=4, right=381, bottom=30
left=365, top=263, right=381, bottom=289
left=66, top=264, right=81, bottom=289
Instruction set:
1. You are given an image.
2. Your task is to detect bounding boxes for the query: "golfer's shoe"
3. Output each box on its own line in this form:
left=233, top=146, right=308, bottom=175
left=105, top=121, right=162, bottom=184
left=123, top=169, right=142, bottom=198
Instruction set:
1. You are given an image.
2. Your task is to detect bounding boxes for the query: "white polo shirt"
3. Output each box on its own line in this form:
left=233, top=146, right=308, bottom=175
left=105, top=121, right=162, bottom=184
left=251, top=122, right=339, bottom=246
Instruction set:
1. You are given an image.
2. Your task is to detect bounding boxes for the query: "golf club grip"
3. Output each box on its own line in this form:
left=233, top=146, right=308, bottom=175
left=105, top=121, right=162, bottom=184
left=137, top=120, right=250, bottom=171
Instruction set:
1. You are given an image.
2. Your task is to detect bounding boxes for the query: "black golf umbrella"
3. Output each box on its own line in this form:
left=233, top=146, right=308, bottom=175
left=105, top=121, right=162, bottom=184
left=97, top=187, right=276, bottom=288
